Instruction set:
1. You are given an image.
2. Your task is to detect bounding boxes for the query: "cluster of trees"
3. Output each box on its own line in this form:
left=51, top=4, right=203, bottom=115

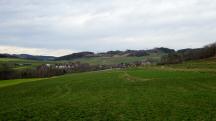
left=0, top=62, right=111, bottom=80
left=146, top=47, right=175, bottom=54
left=0, top=64, right=15, bottom=80
left=0, top=63, right=76, bottom=80
left=0, top=60, right=152, bottom=80
left=0, top=64, right=37, bottom=80
left=0, top=63, right=68, bottom=80
left=160, top=42, right=216, bottom=64
left=0, top=54, right=16, bottom=58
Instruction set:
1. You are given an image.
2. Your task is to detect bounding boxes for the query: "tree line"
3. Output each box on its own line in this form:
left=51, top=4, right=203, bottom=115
left=160, top=42, right=216, bottom=64
left=0, top=60, right=151, bottom=80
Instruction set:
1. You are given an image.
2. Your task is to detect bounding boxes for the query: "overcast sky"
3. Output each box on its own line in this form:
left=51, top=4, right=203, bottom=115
left=0, top=0, right=216, bottom=56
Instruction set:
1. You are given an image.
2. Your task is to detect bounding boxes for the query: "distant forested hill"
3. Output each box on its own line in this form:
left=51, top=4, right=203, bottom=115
left=56, top=48, right=175, bottom=61
left=161, top=42, right=216, bottom=64
left=0, top=54, right=56, bottom=61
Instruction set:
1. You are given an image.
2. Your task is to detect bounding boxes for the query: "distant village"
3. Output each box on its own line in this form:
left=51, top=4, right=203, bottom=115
left=39, top=60, right=152, bottom=74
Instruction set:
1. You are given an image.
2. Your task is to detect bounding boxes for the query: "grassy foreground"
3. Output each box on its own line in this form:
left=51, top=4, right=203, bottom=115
left=0, top=78, right=51, bottom=88
left=0, top=59, right=216, bottom=121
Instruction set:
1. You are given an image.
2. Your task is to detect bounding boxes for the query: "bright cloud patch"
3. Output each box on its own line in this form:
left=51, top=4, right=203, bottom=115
left=0, top=45, right=73, bottom=57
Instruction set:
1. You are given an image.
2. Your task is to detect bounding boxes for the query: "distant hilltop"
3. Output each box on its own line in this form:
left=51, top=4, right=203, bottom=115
left=0, top=47, right=175, bottom=61
left=0, top=54, right=56, bottom=61
left=56, top=47, right=175, bottom=61
left=1, top=42, right=216, bottom=63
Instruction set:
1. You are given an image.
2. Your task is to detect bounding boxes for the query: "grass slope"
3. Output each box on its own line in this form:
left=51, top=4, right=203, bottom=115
left=0, top=78, right=45, bottom=88
left=0, top=58, right=216, bottom=120
left=169, top=57, right=216, bottom=69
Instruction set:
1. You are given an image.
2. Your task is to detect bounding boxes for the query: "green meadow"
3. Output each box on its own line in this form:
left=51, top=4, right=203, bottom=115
left=0, top=58, right=216, bottom=121
left=0, top=58, right=52, bottom=70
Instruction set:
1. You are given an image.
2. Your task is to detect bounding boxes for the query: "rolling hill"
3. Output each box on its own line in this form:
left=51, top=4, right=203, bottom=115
left=56, top=48, right=175, bottom=65
left=0, top=54, right=56, bottom=61
left=56, top=48, right=175, bottom=60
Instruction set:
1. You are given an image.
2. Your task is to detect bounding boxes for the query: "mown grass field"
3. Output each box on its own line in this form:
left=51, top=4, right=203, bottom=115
left=0, top=58, right=216, bottom=121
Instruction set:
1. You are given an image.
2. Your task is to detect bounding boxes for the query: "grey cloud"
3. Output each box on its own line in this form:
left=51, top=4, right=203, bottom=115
left=0, top=0, right=216, bottom=55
